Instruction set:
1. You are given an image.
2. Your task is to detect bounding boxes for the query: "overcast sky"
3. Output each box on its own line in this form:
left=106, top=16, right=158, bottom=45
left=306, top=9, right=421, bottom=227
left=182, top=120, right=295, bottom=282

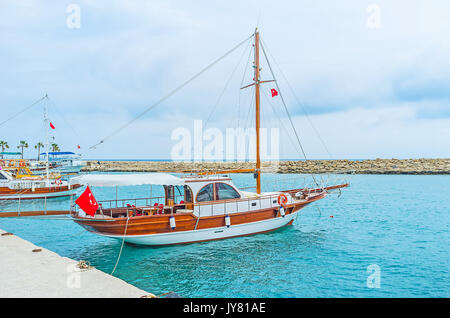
left=0, top=0, right=449, bottom=160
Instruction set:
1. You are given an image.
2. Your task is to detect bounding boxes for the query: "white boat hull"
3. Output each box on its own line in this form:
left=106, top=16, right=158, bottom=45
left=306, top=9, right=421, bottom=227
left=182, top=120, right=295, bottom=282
left=99, top=211, right=298, bottom=246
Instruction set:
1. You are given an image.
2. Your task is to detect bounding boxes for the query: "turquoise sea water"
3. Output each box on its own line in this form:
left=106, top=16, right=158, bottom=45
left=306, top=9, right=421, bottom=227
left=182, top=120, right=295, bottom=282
left=0, top=173, right=449, bottom=297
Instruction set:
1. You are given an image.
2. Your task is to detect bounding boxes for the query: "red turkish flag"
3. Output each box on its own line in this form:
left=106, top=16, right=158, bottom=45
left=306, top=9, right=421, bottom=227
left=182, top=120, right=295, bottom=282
left=50, top=122, right=55, bottom=129
left=75, top=186, right=98, bottom=216
left=271, top=88, right=278, bottom=97
left=77, top=145, right=81, bottom=149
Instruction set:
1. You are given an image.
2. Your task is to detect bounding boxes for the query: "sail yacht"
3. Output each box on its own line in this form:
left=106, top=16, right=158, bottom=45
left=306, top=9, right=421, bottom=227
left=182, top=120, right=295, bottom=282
left=70, top=30, right=348, bottom=246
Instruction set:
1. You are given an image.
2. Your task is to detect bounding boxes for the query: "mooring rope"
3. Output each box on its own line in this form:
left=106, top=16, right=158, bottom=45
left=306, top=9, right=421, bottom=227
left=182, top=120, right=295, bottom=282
left=77, top=260, right=94, bottom=271
left=110, top=216, right=130, bottom=276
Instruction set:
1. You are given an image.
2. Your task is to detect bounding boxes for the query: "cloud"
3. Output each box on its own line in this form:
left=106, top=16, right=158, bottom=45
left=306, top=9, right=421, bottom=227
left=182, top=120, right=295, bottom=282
left=0, top=0, right=449, bottom=159
left=287, top=105, right=450, bottom=159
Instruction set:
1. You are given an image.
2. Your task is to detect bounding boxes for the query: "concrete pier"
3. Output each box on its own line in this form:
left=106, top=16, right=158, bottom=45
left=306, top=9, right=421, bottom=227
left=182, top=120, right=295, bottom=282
left=0, top=229, right=155, bottom=298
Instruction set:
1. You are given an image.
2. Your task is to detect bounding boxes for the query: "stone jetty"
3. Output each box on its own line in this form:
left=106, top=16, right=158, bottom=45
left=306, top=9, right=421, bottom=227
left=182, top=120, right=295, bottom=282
left=82, top=158, right=450, bottom=175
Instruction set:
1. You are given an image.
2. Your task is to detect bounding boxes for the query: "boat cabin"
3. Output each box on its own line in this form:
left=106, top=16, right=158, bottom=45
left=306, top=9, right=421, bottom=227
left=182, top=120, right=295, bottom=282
left=72, top=173, right=290, bottom=219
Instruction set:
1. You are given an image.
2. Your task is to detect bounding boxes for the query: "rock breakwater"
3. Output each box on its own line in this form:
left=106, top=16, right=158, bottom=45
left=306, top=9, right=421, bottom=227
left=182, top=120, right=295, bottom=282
left=81, top=159, right=450, bottom=174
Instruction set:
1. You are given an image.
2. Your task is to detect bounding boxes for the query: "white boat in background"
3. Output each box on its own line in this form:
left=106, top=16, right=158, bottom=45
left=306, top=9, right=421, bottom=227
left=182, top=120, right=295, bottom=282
left=30, top=152, right=86, bottom=176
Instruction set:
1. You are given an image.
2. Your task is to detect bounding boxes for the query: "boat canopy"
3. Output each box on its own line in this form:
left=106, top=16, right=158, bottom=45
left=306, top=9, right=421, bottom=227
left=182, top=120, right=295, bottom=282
left=0, top=152, right=21, bottom=155
left=40, top=152, right=76, bottom=155
left=72, top=173, right=185, bottom=187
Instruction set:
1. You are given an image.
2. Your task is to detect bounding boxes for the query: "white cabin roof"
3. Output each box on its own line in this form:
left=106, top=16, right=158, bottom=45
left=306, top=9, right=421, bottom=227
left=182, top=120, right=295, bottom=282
left=72, top=173, right=185, bottom=187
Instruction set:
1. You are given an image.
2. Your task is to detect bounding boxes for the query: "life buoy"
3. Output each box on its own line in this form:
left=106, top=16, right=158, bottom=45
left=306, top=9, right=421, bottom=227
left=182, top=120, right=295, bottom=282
left=277, top=193, right=288, bottom=208
left=19, top=160, right=26, bottom=167
left=55, top=178, right=62, bottom=185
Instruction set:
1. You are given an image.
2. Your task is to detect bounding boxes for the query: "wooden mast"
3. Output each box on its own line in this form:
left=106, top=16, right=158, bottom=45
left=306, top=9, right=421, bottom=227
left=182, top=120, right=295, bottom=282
left=254, top=30, right=261, bottom=194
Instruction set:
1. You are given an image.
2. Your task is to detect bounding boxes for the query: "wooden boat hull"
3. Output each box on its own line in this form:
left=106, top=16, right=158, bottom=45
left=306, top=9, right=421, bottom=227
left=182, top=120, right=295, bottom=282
left=73, top=193, right=324, bottom=246
left=0, top=184, right=82, bottom=200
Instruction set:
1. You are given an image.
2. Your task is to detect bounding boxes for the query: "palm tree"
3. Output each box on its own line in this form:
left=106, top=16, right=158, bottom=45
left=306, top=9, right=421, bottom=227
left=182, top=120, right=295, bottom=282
left=0, top=140, right=9, bottom=159
left=51, top=143, right=60, bottom=152
left=35, top=142, right=44, bottom=161
left=17, top=140, right=28, bottom=159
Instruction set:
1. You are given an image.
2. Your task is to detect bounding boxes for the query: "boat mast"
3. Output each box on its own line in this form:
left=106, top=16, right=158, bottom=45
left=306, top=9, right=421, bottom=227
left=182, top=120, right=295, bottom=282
left=44, top=94, right=49, bottom=185
left=254, top=29, right=261, bottom=194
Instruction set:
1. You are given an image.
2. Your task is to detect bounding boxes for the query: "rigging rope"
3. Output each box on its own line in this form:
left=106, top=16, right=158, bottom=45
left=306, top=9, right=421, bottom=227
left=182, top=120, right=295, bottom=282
left=0, top=95, right=47, bottom=127
left=237, top=43, right=255, bottom=129
left=204, top=37, right=253, bottom=131
left=260, top=38, right=333, bottom=159
left=262, top=90, right=302, bottom=157
left=259, top=41, right=308, bottom=161
left=46, top=96, right=84, bottom=148
left=90, top=33, right=255, bottom=150
left=259, top=38, right=319, bottom=187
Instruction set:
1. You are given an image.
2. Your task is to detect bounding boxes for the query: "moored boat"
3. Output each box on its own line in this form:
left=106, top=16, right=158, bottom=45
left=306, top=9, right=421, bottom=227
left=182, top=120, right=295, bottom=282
left=70, top=29, right=349, bottom=246
left=0, top=169, right=81, bottom=200
left=30, top=152, right=86, bottom=176
left=71, top=173, right=347, bottom=245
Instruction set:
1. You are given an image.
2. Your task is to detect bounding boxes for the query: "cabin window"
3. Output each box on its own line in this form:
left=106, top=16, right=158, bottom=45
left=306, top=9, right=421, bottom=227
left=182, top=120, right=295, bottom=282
left=196, top=183, right=214, bottom=202
left=184, top=185, right=193, bottom=203
left=165, top=185, right=175, bottom=206
left=175, top=185, right=184, bottom=201
left=215, top=182, right=241, bottom=200
left=0, top=173, right=6, bottom=180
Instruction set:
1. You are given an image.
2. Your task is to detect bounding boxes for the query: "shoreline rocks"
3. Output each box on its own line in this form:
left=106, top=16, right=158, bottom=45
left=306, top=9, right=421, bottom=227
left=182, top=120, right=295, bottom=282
left=81, top=159, right=450, bottom=175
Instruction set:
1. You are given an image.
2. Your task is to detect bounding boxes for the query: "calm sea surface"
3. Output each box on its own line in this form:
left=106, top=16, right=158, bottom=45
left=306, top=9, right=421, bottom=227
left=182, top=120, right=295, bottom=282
left=0, top=173, right=449, bottom=297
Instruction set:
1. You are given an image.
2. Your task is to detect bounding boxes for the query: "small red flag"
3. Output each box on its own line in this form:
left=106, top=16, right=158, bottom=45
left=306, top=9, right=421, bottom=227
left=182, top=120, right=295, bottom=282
left=77, top=145, right=81, bottom=149
left=271, top=88, right=278, bottom=97
left=75, top=186, right=99, bottom=216
left=50, top=122, right=55, bottom=129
